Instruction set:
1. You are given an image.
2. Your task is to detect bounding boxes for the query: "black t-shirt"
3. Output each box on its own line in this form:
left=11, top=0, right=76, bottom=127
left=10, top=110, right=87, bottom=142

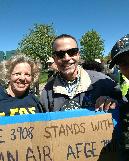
left=0, top=86, right=43, bottom=116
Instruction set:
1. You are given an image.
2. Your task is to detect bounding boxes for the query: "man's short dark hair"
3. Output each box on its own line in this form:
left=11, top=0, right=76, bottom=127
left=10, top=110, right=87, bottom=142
left=52, top=34, right=78, bottom=50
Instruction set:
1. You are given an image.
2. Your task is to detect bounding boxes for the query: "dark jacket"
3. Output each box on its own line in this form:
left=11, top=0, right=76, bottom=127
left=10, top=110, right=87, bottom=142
left=40, top=67, right=122, bottom=112
left=119, top=91, right=129, bottom=160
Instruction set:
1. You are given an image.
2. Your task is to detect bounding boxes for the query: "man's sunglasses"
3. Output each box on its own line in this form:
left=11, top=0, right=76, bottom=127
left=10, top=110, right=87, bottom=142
left=53, top=48, right=79, bottom=59
left=117, top=62, right=129, bottom=67
left=116, top=58, right=129, bottom=67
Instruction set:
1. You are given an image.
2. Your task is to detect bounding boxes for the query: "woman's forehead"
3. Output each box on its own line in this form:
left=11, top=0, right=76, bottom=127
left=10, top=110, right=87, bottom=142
left=12, top=62, right=31, bottom=71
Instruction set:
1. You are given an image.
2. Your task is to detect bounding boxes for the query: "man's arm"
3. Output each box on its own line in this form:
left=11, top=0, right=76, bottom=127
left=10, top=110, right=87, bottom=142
left=95, top=79, right=123, bottom=111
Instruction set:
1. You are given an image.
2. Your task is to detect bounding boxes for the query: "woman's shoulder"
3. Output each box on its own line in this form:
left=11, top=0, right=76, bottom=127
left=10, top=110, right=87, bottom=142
left=0, top=85, right=8, bottom=100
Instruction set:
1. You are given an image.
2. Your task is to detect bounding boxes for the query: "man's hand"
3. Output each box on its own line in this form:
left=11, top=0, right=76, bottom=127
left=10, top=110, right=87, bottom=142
left=95, top=96, right=118, bottom=112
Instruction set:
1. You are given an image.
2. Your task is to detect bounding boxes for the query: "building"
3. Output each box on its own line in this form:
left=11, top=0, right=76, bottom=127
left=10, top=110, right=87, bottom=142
left=5, top=50, right=16, bottom=60
left=0, top=51, right=5, bottom=62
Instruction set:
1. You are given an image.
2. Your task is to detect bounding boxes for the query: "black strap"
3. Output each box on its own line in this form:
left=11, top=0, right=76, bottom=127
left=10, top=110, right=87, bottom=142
left=31, top=94, right=46, bottom=113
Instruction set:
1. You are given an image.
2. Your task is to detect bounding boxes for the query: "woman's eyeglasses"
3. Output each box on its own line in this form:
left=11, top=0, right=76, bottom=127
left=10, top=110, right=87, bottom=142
left=53, top=48, right=79, bottom=59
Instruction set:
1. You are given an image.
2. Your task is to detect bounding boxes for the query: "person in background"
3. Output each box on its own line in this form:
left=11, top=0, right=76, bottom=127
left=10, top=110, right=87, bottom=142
left=109, top=34, right=129, bottom=161
left=82, top=59, right=104, bottom=73
left=47, top=57, right=58, bottom=79
left=0, top=53, right=45, bottom=116
left=104, top=60, right=120, bottom=84
left=40, top=34, right=122, bottom=112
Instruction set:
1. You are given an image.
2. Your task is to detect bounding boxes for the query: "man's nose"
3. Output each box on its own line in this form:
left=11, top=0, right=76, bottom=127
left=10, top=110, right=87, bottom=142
left=63, top=53, right=71, bottom=60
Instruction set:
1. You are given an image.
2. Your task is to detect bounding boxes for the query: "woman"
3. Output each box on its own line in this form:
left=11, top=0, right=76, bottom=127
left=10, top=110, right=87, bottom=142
left=0, top=53, right=45, bottom=116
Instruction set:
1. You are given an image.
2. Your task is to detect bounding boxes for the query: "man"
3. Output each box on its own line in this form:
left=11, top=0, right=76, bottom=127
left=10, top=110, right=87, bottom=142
left=47, top=57, right=58, bottom=79
left=109, top=34, right=129, bottom=161
left=40, top=34, right=121, bottom=112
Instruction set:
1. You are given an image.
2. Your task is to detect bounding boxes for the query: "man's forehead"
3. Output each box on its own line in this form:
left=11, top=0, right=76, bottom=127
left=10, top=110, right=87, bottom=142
left=54, top=38, right=77, bottom=47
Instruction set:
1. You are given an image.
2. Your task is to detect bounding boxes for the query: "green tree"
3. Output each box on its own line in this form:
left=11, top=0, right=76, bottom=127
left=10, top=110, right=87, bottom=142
left=103, top=52, right=111, bottom=63
left=18, top=24, right=56, bottom=68
left=80, top=29, right=104, bottom=61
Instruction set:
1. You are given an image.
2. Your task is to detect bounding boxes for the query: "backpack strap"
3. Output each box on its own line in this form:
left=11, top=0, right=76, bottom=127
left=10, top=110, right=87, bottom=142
left=46, top=90, right=54, bottom=112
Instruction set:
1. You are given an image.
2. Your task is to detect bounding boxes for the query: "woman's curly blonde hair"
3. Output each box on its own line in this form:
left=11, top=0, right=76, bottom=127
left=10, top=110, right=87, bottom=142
left=0, top=53, right=42, bottom=88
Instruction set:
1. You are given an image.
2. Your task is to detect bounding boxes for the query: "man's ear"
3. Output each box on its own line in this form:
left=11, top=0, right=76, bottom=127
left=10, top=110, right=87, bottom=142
left=78, top=51, right=80, bottom=58
left=52, top=55, right=56, bottom=61
left=52, top=56, right=57, bottom=64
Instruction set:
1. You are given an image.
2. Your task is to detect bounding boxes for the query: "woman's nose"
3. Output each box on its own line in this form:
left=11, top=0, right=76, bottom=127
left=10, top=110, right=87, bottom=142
left=19, top=74, right=25, bottom=80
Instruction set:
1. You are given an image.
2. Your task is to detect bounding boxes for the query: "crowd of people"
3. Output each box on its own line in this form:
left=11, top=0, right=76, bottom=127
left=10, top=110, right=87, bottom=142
left=0, top=33, right=129, bottom=160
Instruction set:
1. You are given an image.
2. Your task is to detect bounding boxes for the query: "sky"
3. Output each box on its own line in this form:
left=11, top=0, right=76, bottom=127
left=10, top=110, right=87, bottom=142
left=0, top=0, right=129, bottom=55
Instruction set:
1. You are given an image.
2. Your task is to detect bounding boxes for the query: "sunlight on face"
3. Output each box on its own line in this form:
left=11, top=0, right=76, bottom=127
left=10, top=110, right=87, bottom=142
left=9, top=63, right=32, bottom=97
left=53, top=38, right=80, bottom=80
